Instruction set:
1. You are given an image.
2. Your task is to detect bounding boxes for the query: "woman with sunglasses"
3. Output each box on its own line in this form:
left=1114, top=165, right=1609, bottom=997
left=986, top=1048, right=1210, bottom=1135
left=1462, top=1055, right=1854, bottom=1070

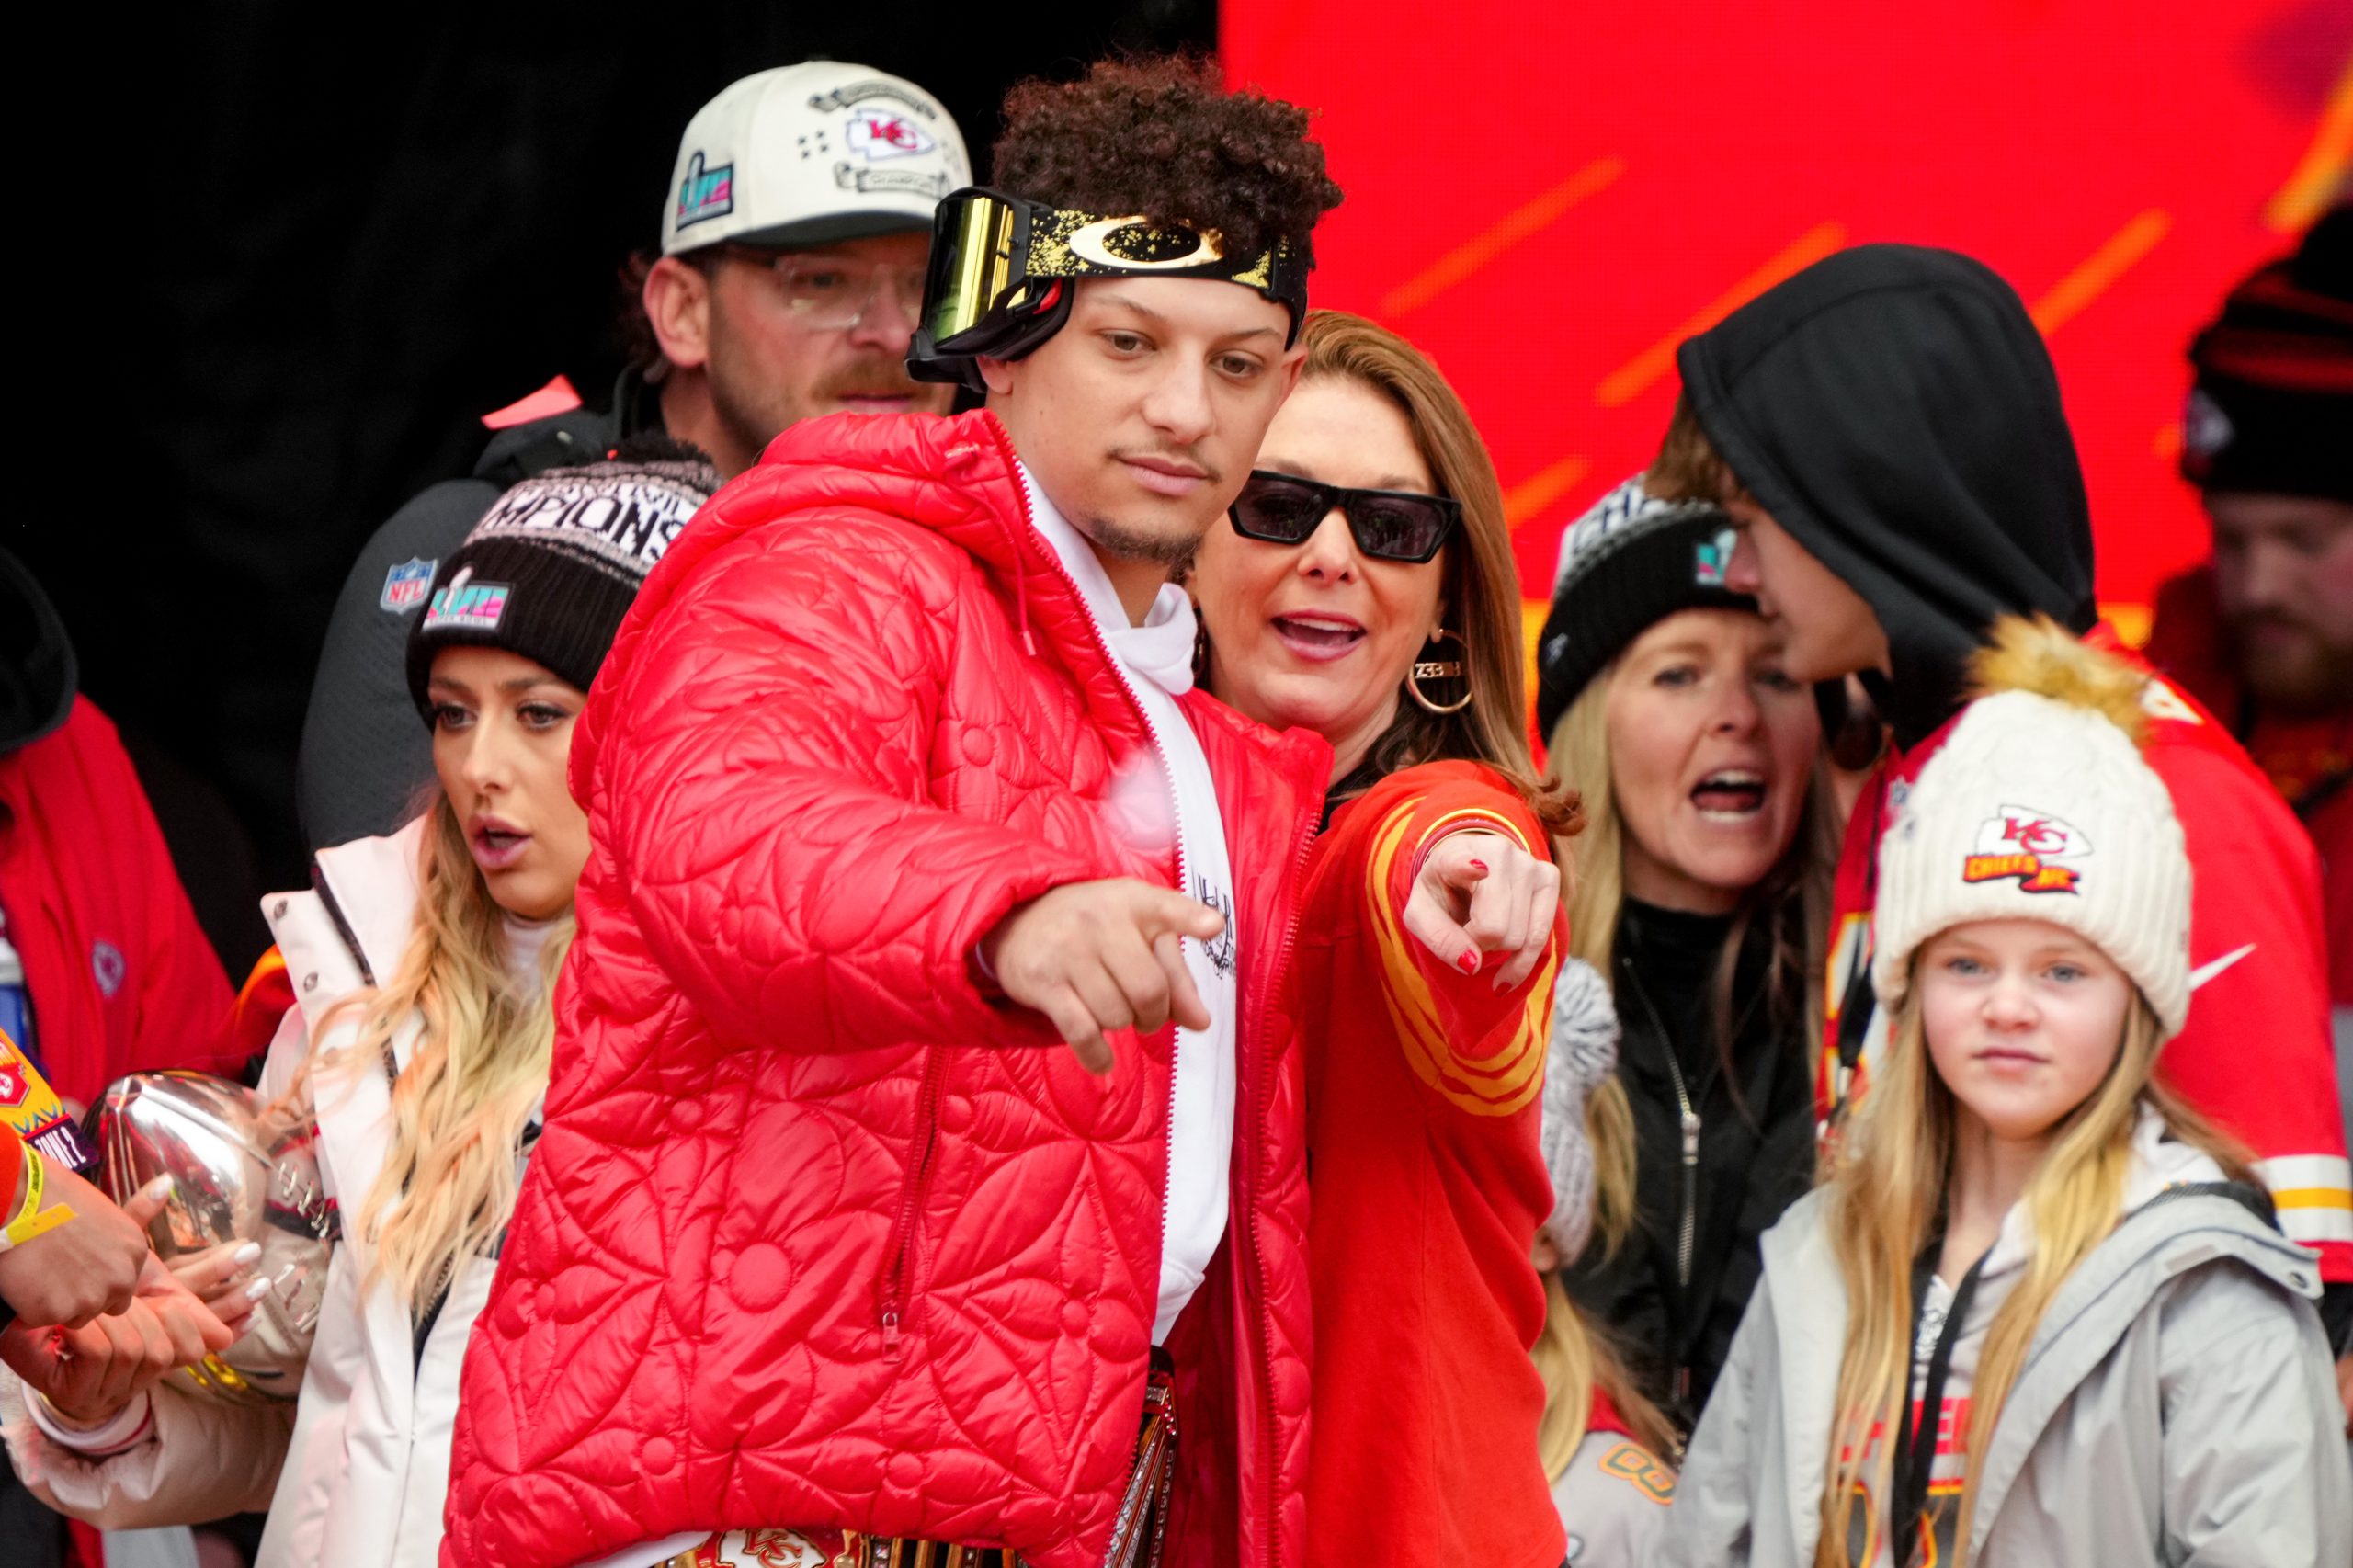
left=1189, top=311, right=1596, bottom=1568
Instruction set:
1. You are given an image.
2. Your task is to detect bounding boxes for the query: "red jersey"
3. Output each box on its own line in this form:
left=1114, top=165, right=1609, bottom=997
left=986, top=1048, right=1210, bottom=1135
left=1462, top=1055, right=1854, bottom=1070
left=1820, top=627, right=2352, bottom=1280
left=0, top=698, right=239, bottom=1109
left=1299, top=761, right=1566, bottom=1568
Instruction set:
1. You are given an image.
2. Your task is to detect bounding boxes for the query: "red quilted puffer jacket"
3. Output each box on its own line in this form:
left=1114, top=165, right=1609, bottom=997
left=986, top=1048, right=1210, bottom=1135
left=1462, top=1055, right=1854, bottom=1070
left=441, top=410, right=1330, bottom=1568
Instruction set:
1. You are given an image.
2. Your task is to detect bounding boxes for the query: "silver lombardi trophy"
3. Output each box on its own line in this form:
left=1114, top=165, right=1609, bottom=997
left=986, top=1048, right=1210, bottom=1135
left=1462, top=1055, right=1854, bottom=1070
left=90, top=1072, right=335, bottom=1403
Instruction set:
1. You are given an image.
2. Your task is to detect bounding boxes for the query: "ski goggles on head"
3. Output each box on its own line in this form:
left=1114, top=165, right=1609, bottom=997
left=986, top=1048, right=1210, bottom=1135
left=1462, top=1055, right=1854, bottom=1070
left=1227, top=471, right=1461, bottom=564
left=908, top=186, right=1310, bottom=392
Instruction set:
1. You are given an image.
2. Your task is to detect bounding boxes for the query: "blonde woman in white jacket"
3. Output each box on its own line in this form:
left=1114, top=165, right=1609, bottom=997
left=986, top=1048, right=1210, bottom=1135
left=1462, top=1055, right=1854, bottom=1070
left=0, top=445, right=716, bottom=1567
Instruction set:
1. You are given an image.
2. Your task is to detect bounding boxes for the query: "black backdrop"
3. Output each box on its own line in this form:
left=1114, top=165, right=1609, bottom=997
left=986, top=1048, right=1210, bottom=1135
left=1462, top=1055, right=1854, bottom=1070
left=28, top=3, right=1214, bottom=972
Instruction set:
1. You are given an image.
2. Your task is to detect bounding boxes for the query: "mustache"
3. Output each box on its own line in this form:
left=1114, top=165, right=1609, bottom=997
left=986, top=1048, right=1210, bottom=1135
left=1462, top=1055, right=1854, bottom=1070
left=813, top=358, right=924, bottom=401
left=1107, top=446, right=1222, bottom=484
left=2227, top=607, right=2324, bottom=640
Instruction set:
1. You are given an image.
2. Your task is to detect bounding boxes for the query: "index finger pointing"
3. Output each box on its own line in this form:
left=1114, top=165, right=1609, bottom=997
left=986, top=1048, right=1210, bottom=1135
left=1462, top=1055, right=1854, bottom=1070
left=1132, top=884, right=1225, bottom=944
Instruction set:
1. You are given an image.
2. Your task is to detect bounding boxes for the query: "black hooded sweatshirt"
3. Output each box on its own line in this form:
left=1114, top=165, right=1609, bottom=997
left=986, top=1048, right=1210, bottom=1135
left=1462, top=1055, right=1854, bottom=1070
left=1676, top=244, right=2097, bottom=747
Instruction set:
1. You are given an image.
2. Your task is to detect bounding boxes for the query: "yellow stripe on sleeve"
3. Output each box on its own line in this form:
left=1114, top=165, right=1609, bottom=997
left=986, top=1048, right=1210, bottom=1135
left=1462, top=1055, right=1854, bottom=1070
left=1364, top=799, right=1551, bottom=1117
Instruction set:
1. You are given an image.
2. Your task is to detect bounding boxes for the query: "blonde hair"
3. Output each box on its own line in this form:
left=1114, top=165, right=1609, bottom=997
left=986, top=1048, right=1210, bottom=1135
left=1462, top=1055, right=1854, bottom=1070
left=328, top=793, right=574, bottom=1316
left=1534, top=1269, right=1679, bottom=1472
left=1544, top=661, right=1840, bottom=1250
left=1813, top=983, right=2249, bottom=1567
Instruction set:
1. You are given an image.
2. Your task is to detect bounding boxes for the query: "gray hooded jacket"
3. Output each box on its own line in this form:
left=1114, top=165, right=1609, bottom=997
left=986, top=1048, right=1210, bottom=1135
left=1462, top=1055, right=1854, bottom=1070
left=1661, top=1145, right=2351, bottom=1565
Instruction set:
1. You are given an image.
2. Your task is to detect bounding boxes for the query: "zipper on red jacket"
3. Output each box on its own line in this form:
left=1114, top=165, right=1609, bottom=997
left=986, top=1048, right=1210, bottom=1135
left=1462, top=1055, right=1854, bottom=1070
left=1006, top=448, right=1199, bottom=1353
left=873, top=438, right=1176, bottom=1367
left=877, top=1043, right=951, bottom=1358
left=1240, top=790, right=1319, bottom=1568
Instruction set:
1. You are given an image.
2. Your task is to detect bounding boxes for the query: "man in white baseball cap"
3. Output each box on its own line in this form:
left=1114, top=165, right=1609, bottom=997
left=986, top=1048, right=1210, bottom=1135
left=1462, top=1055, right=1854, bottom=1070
left=296, top=62, right=967, bottom=854
left=637, top=61, right=971, bottom=473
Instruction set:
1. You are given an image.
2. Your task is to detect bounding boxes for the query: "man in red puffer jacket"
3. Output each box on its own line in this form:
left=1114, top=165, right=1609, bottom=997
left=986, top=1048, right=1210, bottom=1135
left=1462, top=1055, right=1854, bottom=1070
left=444, top=60, right=1348, bottom=1568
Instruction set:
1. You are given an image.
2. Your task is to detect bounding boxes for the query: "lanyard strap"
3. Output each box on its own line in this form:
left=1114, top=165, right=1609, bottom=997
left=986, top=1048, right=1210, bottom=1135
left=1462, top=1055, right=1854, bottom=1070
left=1889, top=1244, right=1990, bottom=1567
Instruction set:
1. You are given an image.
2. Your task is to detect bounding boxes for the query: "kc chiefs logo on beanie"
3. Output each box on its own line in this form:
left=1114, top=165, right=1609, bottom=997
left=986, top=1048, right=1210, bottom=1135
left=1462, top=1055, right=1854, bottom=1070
left=406, top=437, right=720, bottom=719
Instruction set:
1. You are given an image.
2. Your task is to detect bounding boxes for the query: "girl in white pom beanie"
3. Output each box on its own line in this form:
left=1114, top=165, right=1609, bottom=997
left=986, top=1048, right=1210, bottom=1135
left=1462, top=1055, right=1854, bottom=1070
left=1663, top=617, right=2351, bottom=1568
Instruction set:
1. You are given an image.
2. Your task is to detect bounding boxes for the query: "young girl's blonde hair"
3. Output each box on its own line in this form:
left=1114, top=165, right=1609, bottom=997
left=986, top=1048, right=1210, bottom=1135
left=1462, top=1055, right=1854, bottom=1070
left=1812, top=981, right=2248, bottom=1567
left=1533, top=1266, right=1679, bottom=1471
left=324, top=792, right=574, bottom=1316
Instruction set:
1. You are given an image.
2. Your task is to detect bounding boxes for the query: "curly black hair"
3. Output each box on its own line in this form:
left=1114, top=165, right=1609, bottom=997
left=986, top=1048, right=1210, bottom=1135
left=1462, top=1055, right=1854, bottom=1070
left=993, top=56, right=1344, bottom=269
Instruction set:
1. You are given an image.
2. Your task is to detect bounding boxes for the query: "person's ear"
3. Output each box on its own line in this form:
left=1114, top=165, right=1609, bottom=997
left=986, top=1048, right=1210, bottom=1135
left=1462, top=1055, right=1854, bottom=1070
left=643, top=256, right=715, bottom=372
left=976, top=355, right=1018, bottom=398
left=1531, top=1228, right=1562, bottom=1274
left=1276, top=346, right=1307, bottom=400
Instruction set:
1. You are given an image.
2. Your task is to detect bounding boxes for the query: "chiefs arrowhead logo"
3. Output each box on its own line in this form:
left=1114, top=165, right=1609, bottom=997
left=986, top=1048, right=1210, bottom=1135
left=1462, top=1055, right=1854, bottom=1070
left=1962, top=804, right=2090, bottom=893
left=843, top=110, right=936, bottom=161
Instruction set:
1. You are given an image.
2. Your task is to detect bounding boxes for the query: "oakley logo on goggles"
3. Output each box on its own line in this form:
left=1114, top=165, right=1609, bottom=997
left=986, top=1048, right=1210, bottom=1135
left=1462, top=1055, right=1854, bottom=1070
left=908, top=186, right=1309, bottom=392
left=1228, top=471, right=1461, bottom=564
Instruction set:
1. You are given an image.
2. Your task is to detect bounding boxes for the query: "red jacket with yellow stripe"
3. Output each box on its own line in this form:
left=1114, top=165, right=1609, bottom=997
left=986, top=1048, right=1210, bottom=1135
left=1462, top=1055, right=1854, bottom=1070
left=1820, top=626, right=2352, bottom=1281
left=1298, top=761, right=1567, bottom=1568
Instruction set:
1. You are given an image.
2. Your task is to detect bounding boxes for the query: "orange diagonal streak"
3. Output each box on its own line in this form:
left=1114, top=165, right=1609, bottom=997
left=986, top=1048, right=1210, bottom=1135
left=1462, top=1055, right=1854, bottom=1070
left=1380, top=157, right=1627, bottom=317
left=2030, top=210, right=2171, bottom=335
left=1596, top=222, right=1848, bottom=408
left=2266, top=55, right=2353, bottom=233
left=1504, top=454, right=1593, bottom=528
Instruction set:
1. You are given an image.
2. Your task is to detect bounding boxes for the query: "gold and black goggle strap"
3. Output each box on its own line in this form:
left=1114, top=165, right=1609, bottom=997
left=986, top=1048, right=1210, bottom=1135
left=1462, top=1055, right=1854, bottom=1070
left=908, top=187, right=1307, bottom=391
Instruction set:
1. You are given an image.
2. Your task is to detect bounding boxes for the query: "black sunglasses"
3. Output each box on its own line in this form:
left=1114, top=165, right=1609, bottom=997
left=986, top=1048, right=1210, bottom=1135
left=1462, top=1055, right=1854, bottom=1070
left=1227, top=471, right=1461, bottom=564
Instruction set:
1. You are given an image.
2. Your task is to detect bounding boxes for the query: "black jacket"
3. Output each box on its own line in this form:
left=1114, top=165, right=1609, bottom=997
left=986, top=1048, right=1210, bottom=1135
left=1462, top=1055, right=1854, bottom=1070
left=1675, top=244, right=2097, bottom=748
left=295, top=371, right=655, bottom=850
left=1563, top=900, right=1815, bottom=1436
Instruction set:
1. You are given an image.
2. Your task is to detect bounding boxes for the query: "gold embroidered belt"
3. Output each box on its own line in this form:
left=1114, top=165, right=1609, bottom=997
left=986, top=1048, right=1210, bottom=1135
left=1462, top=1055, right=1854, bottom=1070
left=655, top=1358, right=1177, bottom=1568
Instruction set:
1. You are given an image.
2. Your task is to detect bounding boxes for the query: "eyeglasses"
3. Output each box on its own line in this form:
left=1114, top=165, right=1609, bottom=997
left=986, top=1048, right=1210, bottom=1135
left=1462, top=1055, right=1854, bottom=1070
left=717, top=246, right=927, bottom=330
left=1227, top=471, right=1461, bottom=564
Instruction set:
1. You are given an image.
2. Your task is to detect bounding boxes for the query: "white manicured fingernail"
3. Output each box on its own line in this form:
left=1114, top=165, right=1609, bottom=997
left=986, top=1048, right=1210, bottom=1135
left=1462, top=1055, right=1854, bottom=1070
left=143, top=1176, right=174, bottom=1200
left=244, top=1278, right=273, bottom=1301
left=233, top=1243, right=262, bottom=1267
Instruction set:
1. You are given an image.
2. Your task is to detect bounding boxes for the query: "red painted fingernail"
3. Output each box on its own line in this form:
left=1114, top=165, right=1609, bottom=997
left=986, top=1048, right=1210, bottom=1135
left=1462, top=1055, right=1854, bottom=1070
left=1458, top=952, right=1481, bottom=976
left=1468, top=859, right=1489, bottom=874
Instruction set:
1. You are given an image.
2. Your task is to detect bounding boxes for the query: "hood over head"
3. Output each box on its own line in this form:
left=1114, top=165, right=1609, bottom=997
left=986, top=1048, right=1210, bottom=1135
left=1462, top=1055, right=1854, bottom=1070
left=1676, top=244, right=2097, bottom=747
left=0, top=547, right=76, bottom=756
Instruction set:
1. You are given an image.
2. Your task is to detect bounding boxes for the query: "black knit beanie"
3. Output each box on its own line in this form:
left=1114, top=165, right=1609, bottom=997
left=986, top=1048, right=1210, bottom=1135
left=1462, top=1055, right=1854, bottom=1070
left=1534, top=476, right=1752, bottom=738
left=2182, top=204, right=2352, bottom=502
left=405, top=437, right=720, bottom=718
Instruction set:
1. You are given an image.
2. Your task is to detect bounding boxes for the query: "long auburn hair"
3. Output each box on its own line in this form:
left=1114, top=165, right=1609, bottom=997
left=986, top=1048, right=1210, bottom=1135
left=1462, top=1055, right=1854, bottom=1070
left=1813, top=984, right=2249, bottom=1567
left=322, top=792, right=574, bottom=1316
left=1542, top=663, right=1840, bottom=1249
left=1257, top=311, right=1577, bottom=833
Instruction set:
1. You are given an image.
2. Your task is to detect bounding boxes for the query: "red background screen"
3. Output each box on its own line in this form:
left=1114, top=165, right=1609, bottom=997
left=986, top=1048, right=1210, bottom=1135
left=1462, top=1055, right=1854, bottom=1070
left=1223, top=0, right=2351, bottom=646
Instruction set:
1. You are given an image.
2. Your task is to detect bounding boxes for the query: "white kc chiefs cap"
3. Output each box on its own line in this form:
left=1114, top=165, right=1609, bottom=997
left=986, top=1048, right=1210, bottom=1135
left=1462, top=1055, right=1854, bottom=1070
left=660, top=62, right=972, bottom=256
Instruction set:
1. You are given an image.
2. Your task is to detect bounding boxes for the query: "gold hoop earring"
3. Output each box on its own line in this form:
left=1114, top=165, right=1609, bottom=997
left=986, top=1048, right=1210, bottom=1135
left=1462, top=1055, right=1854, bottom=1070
left=1406, top=629, right=1472, bottom=715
